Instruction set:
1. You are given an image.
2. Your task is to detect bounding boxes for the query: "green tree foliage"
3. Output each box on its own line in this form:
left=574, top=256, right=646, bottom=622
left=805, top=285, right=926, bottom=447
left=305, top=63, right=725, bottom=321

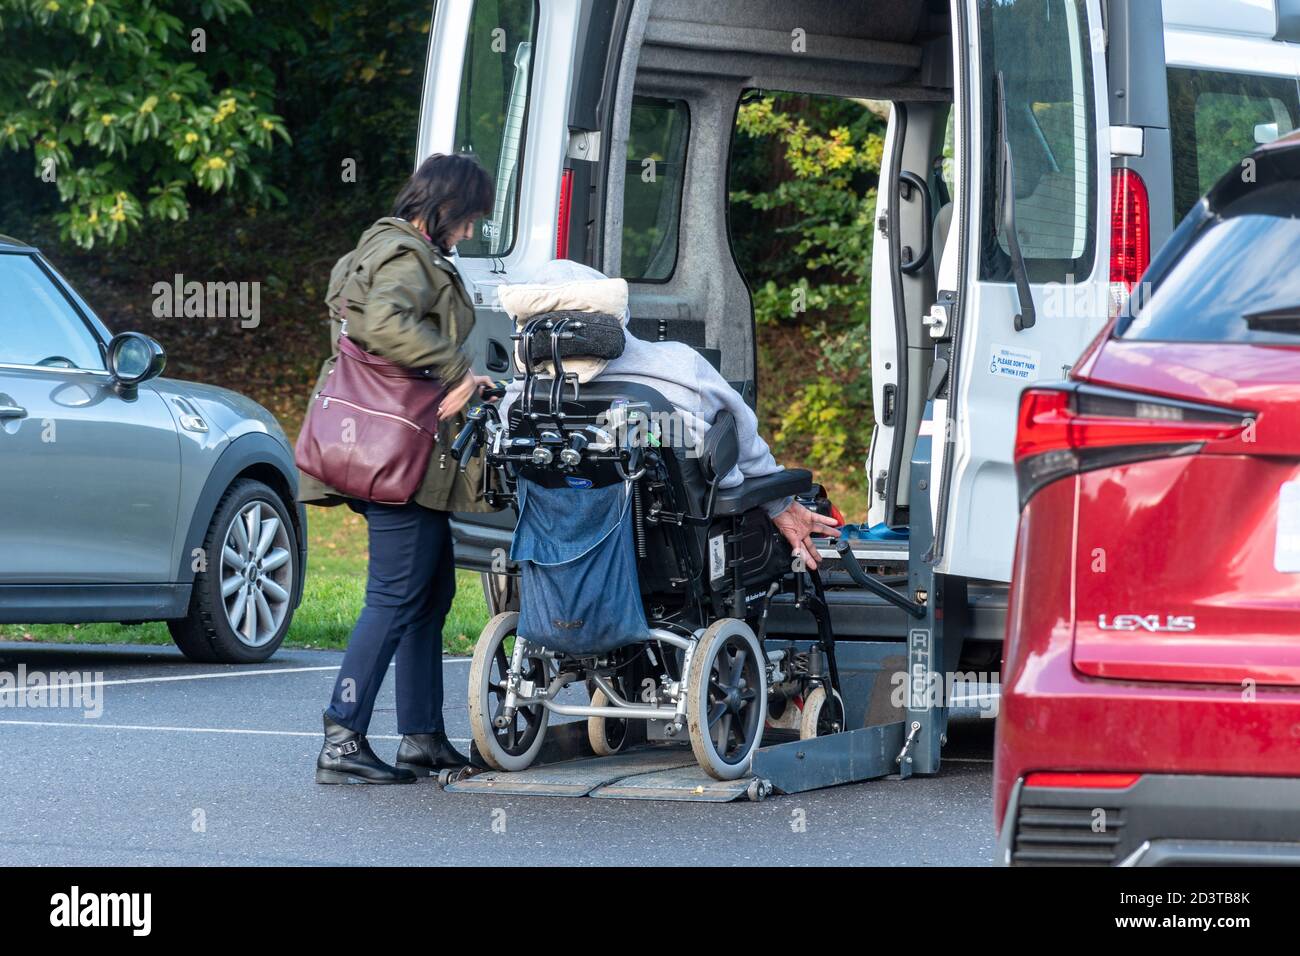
left=0, top=0, right=292, bottom=247
left=729, top=93, right=885, bottom=490
left=0, top=0, right=432, bottom=249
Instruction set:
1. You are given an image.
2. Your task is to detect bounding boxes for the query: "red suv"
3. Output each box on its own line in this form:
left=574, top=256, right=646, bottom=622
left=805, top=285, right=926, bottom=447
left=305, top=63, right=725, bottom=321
left=995, top=133, right=1300, bottom=866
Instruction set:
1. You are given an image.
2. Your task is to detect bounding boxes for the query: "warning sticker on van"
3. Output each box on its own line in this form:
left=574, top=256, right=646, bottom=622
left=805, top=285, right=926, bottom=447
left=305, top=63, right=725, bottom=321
left=988, top=343, right=1041, bottom=382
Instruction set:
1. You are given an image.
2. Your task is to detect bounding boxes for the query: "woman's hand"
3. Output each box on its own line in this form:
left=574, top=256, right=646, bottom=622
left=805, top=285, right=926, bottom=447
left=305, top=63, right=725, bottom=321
left=772, top=501, right=841, bottom=571
left=438, top=373, right=495, bottom=419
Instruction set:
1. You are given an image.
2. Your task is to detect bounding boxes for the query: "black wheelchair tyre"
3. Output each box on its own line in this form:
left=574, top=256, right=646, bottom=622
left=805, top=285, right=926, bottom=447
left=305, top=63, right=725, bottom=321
left=168, top=478, right=299, bottom=663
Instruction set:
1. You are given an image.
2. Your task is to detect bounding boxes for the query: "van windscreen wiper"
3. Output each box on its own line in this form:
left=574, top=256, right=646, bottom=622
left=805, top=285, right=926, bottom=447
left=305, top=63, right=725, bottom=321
left=996, top=70, right=1036, bottom=332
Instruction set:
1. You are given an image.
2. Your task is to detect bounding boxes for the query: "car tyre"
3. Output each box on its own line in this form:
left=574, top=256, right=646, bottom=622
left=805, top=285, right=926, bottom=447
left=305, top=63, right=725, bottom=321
left=168, top=478, right=299, bottom=663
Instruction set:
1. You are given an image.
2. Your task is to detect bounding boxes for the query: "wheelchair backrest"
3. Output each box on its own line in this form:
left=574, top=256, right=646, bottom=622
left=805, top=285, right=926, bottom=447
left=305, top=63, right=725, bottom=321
left=507, top=378, right=714, bottom=588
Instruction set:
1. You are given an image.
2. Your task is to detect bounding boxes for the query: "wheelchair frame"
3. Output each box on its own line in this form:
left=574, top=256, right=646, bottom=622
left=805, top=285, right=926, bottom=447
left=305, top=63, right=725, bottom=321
left=453, top=314, right=846, bottom=779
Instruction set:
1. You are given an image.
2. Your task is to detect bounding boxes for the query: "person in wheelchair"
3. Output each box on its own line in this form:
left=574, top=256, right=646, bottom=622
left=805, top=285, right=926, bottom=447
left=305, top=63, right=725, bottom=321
left=452, top=261, right=844, bottom=783
left=496, top=260, right=839, bottom=569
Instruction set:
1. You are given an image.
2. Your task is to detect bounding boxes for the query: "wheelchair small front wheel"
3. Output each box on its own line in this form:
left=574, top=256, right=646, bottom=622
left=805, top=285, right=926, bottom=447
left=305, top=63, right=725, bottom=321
left=468, top=612, right=550, bottom=772
left=798, top=686, right=845, bottom=740
left=587, top=688, right=629, bottom=757
left=686, top=619, right=768, bottom=780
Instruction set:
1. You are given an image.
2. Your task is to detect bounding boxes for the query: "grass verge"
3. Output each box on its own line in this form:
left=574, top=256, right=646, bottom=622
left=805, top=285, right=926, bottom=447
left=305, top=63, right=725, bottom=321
left=0, top=504, right=490, bottom=657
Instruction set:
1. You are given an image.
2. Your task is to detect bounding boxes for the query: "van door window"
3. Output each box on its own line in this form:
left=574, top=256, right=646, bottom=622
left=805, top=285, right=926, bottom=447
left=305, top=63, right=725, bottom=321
left=977, top=0, right=1096, bottom=283
left=621, top=97, right=689, bottom=282
left=1167, top=67, right=1300, bottom=222
left=452, top=0, right=538, bottom=258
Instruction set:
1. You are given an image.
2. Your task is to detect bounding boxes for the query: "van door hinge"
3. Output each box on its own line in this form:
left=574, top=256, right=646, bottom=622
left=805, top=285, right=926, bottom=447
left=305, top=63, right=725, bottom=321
left=876, top=214, right=889, bottom=237
left=567, top=129, right=601, bottom=163
left=874, top=470, right=888, bottom=500
left=1109, top=125, right=1144, bottom=158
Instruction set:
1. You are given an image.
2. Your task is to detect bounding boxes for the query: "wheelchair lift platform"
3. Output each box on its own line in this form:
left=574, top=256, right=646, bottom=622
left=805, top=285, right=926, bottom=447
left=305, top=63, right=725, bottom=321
left=445, top=742, right=757, bottom=802
left=444, top=718, right=912, bottom=803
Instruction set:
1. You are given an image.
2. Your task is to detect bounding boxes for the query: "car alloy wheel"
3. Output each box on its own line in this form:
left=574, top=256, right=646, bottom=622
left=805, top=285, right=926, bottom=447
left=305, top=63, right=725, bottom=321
left=220, top=499, right=293, bottom=648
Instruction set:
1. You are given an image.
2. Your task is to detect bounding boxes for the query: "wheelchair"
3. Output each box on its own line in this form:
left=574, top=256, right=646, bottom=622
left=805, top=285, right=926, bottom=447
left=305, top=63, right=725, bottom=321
left=451, top=313, right=845, bottom=780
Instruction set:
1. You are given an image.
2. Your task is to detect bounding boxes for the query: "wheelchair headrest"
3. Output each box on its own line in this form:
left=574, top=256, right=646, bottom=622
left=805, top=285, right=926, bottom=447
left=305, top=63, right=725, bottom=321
left=700, top=410, right=739, bottom=484
left=522, top=310, right=625, bottom=365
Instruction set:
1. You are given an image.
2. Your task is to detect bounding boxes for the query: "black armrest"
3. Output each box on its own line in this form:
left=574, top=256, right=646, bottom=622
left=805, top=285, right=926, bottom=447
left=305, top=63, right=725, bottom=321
left=712, top=469, right=812, bottom=516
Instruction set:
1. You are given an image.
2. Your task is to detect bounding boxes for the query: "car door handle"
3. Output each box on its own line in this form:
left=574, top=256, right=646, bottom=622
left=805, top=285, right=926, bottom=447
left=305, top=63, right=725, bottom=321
left=0, top=403, right=27, bottom=420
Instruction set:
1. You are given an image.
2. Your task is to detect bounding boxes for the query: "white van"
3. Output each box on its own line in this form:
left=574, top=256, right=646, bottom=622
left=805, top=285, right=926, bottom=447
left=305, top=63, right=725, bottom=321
left=424, top=0, right=1299, bottom=648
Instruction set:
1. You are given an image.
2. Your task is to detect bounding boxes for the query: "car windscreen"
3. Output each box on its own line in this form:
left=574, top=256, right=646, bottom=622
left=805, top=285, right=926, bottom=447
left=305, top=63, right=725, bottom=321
left=1120, top=179, right=1300, bottom=344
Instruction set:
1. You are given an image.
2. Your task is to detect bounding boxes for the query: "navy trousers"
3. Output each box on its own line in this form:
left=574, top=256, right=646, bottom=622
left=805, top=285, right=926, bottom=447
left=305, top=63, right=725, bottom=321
left=326, top=500, right=456, bottom=735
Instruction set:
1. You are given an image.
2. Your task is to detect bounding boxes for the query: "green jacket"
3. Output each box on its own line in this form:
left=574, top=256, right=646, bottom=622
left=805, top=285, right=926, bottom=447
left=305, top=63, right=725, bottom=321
left=297, top=217, right=494, bottom=513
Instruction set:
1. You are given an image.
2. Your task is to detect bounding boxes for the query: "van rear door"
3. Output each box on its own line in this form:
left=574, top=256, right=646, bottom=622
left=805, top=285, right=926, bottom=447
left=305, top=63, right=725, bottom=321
left=416, top=1, right=630, bottom=572
left=936, top=0, right=1112, bottom=582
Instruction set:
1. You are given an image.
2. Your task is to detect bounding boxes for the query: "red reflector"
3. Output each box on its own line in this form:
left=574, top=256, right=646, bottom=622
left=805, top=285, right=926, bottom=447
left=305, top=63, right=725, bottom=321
left=1110, top=168, right=1150, bottom=294
left=1013, top=387, right=1246, bottom=463
left=1024, top=772, right=1140, bottom=790
left=556, top=168, right=574, bottom=259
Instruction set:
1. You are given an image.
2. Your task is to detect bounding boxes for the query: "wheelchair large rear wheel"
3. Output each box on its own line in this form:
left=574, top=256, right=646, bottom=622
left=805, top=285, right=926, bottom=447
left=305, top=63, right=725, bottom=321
left=686, top=619, right=768, bottom=780
left=468, top=612, right=550, bottom=772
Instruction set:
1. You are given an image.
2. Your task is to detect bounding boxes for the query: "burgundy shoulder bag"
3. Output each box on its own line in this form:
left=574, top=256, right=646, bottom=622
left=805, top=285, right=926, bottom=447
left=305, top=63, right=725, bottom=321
left=295, top=324, right=447, bottom=506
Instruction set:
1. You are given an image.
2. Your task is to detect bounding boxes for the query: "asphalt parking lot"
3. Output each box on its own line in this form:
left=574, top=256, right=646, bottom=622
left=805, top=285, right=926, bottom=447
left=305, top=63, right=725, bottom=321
left=0, top=641, right=997, bottom=866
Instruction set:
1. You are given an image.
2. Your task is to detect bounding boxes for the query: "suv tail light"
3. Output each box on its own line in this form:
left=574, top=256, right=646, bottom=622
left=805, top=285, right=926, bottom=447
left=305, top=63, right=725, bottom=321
left=1109, top=168, right=1150, bottom=315
left=556, top=168, right=574, bottom=259
left=1014, top=385, right=1250, bottom=508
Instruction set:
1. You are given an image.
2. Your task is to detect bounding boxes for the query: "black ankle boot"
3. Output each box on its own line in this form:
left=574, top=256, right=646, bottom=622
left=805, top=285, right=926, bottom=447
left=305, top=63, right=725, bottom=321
left=395, top=731, right=470, bottom=776
left=316, top=713, right=417, bottom=785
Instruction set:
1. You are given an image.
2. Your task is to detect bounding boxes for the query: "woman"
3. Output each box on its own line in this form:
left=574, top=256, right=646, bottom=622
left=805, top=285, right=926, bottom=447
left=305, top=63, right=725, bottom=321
left=301, top=153, right=496, bottom=784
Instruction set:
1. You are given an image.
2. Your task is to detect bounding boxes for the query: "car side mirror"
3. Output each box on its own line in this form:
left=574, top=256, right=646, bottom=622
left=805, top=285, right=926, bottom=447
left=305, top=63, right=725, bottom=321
left=107, top=332, right=166, bottom=397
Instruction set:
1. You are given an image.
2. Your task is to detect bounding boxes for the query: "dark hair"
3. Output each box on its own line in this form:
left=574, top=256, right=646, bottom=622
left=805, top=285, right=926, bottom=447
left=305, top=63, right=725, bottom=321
left=391, top=153, right=494, bottom=252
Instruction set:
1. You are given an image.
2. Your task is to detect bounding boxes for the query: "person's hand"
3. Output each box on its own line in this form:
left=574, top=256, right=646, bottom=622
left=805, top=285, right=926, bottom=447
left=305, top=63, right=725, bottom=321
left=438, top=373, right=493, bottom=419
left=772, top=501, right=841, bottom=571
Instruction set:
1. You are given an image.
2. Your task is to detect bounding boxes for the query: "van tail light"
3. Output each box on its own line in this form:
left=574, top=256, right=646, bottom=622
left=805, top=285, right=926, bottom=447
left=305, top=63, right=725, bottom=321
left=1109, top=168, right=1150, bottom=316
left=1014, top=385, right=1250, bottom=508
left=556, top=168, right=574, bottom=259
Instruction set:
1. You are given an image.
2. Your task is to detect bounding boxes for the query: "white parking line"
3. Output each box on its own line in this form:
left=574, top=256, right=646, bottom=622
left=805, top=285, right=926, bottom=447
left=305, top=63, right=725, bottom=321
left=0, top=718, right=470, bottom=745
left=0, top=657, right=478, bottom=698
left=0, top=663, right=344, bottom=696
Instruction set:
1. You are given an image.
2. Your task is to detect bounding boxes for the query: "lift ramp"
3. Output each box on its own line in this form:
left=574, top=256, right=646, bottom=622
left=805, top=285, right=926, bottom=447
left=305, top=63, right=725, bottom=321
left=443, top=719, right=910, bottom=802
left=445, top=745, right=754, bottom=801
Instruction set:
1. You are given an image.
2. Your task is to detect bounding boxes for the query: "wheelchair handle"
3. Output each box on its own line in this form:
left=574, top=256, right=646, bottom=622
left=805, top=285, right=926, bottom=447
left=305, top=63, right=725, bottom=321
left=450, top=416, right=482, bottom=464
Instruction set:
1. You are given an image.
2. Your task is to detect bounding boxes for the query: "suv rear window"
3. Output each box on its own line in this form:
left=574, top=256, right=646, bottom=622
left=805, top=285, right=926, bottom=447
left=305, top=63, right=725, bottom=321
left=1122, top=179, right=1300, bottom=344
left=1168, top=67, right=1300, bottom=223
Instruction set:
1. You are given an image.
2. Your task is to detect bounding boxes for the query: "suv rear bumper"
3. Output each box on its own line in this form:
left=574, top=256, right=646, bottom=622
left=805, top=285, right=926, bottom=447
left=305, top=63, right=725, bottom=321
left=994, top=637, right=1300, bottom=826
left=998, top=773, right=1300, bottom=865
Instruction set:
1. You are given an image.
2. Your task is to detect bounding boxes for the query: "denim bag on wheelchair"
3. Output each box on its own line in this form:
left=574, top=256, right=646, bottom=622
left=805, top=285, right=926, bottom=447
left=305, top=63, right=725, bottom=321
left=510, top=478, right=650, bottom=654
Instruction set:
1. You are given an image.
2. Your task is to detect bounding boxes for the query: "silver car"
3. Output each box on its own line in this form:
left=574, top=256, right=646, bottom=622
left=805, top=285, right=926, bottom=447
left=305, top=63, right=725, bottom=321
left=0, top=235, right=306, bottom=662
